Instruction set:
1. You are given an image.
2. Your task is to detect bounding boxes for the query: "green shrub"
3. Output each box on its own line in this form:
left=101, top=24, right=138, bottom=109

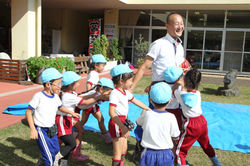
left=109, top=38, right=122, bottom=61
left=26, top=57, right=75, bottom=81
left=134, top=34, right=150, bottom=67
left=91, top=34, right=109, bottom=59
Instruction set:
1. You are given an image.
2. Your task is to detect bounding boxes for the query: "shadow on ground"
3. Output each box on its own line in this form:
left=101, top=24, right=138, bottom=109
left=0, top=137, right=39, bottom=166
left=200, top=88, right=220, bottom=95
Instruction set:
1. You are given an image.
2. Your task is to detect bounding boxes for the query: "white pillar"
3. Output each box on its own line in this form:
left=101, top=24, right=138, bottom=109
left=11, top=0, right=41, bottom=60
left=36, top=0, right=41, bottom=57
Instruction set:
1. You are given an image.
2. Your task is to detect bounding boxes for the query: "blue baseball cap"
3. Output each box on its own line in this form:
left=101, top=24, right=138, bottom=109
left=91, top=54, right=107, bottom=63
left=164, top=66, right=183, bottom=83
left=181, top=93, right=198, bottom=108
left=110, top=64, right=133, bottom=77
left=149, top=82, right=172, bottom=104
left=62, top=71, right=81, bottom=86
left=41, top=68, right=62, bottom=83
left=98, top=78, right=114, bottom=89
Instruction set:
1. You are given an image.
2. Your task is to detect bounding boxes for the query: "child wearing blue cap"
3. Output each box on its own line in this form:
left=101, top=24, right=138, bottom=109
left=163, top=66, right=184, bottom=130
left=78, top=77, right=114, bottom=144
left=137, top=82, right=180, bottom=166
left=26, top=68, right=81, bottom=166
left=109, top=64, right=151, bottom=166
left=174, top=69, right=221, bottom=166
left=54, top=71, right=104, bottom=165
left=85, top=54, right=107, bottom=91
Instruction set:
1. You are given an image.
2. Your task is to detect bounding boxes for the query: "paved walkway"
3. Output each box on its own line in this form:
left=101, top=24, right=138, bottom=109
left=0, top=71, right=111, bottom=129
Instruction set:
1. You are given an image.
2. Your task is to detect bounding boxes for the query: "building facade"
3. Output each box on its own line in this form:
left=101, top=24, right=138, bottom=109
left=0, top=0, right=250, bottom=75
left=119, top=10, right=250, bottom=74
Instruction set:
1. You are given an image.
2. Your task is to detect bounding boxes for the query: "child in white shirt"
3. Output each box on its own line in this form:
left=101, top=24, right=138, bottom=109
left=109, top=64, right=151, bottom=166
left=26, top=68, right=80, bottom=166
left=137, top=82, right=180, bottom=166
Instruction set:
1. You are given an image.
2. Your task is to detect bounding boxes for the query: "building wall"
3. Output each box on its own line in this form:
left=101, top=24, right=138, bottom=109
left=42, top=8, right=89, bottom=55
left=61, top=9, right=89, bottom=54
left=104, top=8, right=119, bottom=38
left=42, top=8, right=63, bottom=29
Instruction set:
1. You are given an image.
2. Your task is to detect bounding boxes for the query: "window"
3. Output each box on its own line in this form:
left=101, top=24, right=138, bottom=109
left=118, top=9, right=250, bottom=74
left=244, top=32, right=250, bottom=52
left=226, top=11, right=250, bottom=28
left=186, top=51, right=202, bottom=69
left=205, top=31, right=222, bottom=50
left=152, top=29, right=167, bottom=42
left=203, top=52, right=221, bottom=70
left=119, top=28, right=133, bottom=46
left=243, top=54, right=250, bottom=72
left=225, top=31, right=244, bottom=51
left=152, top=10, right=186, bottom=26
left=188, top=10, right=224, bottom=28
left=187, top=30, right=204, bottom=49
left=119, top=10, right=150, bottom=26
left=223, top=53, right=242, bottom=71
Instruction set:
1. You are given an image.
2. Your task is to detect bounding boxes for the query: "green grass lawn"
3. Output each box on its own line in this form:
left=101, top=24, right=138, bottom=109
left=0, top=76, right=250, bottom=166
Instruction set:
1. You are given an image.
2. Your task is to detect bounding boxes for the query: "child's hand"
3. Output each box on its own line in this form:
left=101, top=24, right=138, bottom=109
left=121, top=125, right=129, bottom=138
left=144, top=86, right=150, bottom=93
left=30, top=128, right=38, bottom=140
left=72, top=113, right=81, bottom=119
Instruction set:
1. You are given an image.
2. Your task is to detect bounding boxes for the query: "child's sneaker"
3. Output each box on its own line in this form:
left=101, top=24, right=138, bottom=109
left=210, top=156, right=221, bottom=166
left=102, top=132, right=112, bottom=144
left=72, top=144, right=89, bottom=161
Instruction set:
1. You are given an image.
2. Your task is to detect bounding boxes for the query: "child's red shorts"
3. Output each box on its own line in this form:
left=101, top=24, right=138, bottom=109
left=108, top=115, right=127, bottom=138
left=55, top=115, right=73, bottom=137
left=84, top=105, right=100, bottom=115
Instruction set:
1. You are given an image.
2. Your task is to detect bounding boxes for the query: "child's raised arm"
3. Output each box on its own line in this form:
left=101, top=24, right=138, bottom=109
left=131, top=98, right=151, bottom=111
left=59, top=106, right=81, bottom=119
left=26, top=108, right=38, bottom=140
left=79, top=94, right=102, bottom=106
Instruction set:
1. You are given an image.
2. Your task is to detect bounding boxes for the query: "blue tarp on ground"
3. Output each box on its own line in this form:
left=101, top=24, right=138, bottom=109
left=3, top=94, right=250, bottom=153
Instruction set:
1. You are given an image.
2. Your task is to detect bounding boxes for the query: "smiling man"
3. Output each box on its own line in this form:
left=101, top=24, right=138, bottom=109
left=131, top=12, right=185, bottom=91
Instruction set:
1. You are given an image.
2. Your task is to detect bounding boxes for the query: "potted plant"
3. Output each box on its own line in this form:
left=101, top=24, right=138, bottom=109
left=134, top=34, right=150, bottom=68
left=91, top=35, right=122, bottom=71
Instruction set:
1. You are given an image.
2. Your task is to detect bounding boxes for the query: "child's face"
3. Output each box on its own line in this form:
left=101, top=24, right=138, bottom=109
left=72, top=80, right=80, bottom=91
left=50, top=79, right=62, bottom=95
left=95, top=63, right=105, bottom=73
left=100, top=88, right=112, bottom=101
left=176, top=75, right=184, bottom=86
left=122, top=77, right=133, bottom=90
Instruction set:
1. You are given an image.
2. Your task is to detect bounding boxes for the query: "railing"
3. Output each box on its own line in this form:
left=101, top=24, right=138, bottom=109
left=0, top=59, right=26, bottom=82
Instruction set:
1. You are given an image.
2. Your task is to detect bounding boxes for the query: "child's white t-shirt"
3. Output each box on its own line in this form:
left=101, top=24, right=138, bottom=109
left=28, top=91, right=62, bottom=128
left=109, top=88, right=134, bottom=116
left=85, top=70, right=99, bottom=90
left=166, top=84, right=180, bottom=109
left=137, top=109, right=180, bottom=149
left=174, top=86, right=202, bottom=118
left=57, top=91, right=84, bottom=116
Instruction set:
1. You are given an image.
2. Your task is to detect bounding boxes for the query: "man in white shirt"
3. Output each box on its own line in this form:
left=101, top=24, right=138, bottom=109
left=131, top=12, right=185, bottom=90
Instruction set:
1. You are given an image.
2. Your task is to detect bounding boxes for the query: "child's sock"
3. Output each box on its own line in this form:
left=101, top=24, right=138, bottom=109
left=53, top=152, right=63, bottom=166
left=112, top=158, right=121, bottom=166
left=210, top=156, right=221, bottom=166
left=120, top=153, right=126, bottom=166
left=60, top=159, right=68, bottom=166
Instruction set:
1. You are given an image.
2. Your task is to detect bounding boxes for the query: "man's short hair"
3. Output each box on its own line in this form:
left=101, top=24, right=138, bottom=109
left=166, top=12, right=181, bottom=24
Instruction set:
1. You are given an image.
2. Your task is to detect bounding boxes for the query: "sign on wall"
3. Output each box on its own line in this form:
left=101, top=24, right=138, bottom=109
left=104, top=24, right=116, bottom=41
left=88, top=19, right=101, bottom=54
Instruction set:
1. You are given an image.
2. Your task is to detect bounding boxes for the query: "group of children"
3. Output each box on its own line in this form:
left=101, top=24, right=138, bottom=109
left=135, top=66, right=221, bottom=166
left=26, top=53, right=221, bottom=166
